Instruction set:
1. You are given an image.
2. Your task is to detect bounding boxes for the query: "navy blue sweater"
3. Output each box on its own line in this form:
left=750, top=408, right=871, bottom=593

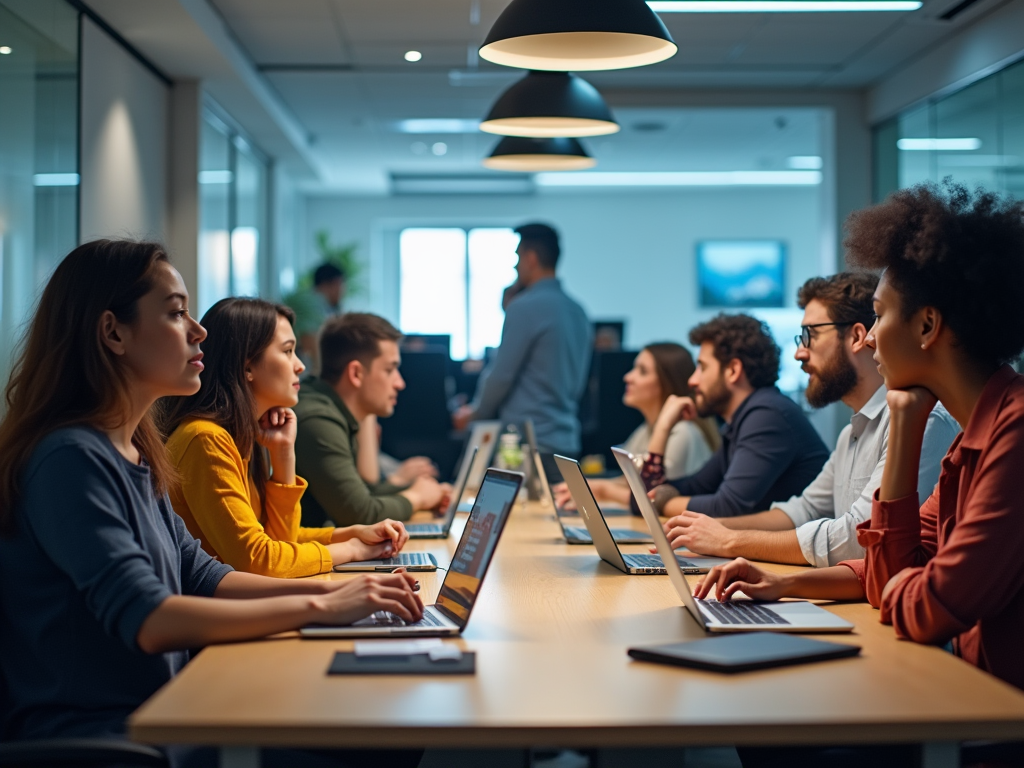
left=668, top=387, right=830, bottom=517
left=0, top=427, right=232, bottom=740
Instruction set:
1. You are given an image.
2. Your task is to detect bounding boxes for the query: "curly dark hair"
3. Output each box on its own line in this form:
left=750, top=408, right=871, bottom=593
left=844, top=180, right=1024, bottom=368
left=797, top=272, right=878, bottom=335
left=689, top=314, right=780, bottom=389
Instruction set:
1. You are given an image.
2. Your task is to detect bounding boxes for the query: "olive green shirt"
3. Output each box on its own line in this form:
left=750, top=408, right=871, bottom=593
left=293, top=378, right=413, bottom=527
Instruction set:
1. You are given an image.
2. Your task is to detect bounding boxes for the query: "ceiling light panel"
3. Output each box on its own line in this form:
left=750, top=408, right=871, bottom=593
left=897, top=138, right=982, bottom=150
left=649, top=1, right=921, bottom=10
left=535, top=170, right=822, bottom=186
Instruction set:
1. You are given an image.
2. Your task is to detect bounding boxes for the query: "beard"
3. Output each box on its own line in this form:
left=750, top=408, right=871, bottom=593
left=694, top=376, right=732, bottom=418
left=804, top=346, right=859, bottom=408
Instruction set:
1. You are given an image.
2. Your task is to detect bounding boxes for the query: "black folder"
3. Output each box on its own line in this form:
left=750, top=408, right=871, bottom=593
left=628, top=632, right=860, bottom=673
left=328, top=651, right=476, bottom=676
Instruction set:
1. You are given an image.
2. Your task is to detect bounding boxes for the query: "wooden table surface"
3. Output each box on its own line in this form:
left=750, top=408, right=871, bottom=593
left=129, top=499, right=1024, bottom=760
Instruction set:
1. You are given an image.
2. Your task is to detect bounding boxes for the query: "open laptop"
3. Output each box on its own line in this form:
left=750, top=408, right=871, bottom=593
left=302, top=468, right=524, bottom=638
left=612, top=447, right=853, bottom=633
left=405, top=447, right=478, bottom=540
left=523, top=421, right=650, bottom=546
left=458, top=420, right=502, bottom=512
left=555, top=455, right=726, bottom=574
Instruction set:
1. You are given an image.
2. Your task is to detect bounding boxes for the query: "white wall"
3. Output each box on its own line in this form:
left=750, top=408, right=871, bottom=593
left=79, top=16, right=170, bottom=243
left=301, top=186, right=821, bottom=355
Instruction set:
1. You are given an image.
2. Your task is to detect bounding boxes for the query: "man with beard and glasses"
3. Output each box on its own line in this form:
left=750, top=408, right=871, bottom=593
left=654, top=273, right=959, bottom=567
left=639, top=313, right=830, bottom=522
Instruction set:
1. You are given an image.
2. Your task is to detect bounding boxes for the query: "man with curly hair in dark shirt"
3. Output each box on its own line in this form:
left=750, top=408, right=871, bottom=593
left=640, top=313, right=830, bottom=518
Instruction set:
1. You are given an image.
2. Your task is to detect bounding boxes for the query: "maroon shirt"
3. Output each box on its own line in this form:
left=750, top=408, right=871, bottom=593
left=842, top=365, right=1024, bottom=690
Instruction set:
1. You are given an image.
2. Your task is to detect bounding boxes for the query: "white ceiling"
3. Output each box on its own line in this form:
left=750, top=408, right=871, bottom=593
left=91, top=0, right=1012, bottom=191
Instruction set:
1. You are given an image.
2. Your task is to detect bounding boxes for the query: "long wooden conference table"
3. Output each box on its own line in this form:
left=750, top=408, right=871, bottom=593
left=130, top=499, right=1024, bottom=768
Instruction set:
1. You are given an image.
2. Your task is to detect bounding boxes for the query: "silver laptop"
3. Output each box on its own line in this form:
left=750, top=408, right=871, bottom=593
left=302, top=468, right=524, bottom=638
left=555, top=455, right=726, bottom=574
left=405, top=447, right=478, bottom=540
left=612, top=447, right=854, bottom=634
left=524, top=421, right=650, bottom=546
left=458, top=420, right=502, bottom=512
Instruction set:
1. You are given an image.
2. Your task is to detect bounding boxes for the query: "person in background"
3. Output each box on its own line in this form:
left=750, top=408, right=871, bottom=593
left=553, top=342, right=719, bottom=510
left=354, top=413, right=437, bottom=487
left=660, top=273, right=959, bottom=567
left=453, top=223, right=592, bottom=455
left=294, top=313, right=450, bottom=528
left=643, top=314, right=829, bottom=518
left=286, top=262, right=346, bottom=370
left=696, top=182, right=1024, bottom=767
left=0, top=240, right=422, bottom=756
left=160, top=299, right=410, bottom=578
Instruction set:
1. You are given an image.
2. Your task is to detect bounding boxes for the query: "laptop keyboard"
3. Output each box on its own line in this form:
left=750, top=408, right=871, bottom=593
left=377, top=552, right=433, bottom=566
left=699, top=599, right=790, bottom=625
left=366, top=609, right=443, bottom=628
left=564, top=526, right=591, bottom=541
left=610, top=529, right=651, bottom=542
left=407, top=524, right=442, bottom=535
left=625, top=554, right=670, bottom=568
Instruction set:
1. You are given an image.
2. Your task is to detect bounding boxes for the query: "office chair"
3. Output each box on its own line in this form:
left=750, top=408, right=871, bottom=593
left=0, top=739, right=168, bottom=768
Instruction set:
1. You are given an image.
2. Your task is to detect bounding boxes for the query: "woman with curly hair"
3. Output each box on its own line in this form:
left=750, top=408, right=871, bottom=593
left=697, top=181, right=1024, bottom=766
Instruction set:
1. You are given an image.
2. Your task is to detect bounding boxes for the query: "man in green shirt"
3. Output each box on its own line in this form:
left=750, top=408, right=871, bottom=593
left=294, top=312, right=449, bottom=527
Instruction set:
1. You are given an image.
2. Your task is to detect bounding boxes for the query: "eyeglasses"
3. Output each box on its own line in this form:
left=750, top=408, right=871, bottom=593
left=794, top=322, right=851, bottom=349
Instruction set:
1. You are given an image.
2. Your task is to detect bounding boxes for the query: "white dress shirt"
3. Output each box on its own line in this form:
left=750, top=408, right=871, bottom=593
left=774, top=385, right=961, bottom=567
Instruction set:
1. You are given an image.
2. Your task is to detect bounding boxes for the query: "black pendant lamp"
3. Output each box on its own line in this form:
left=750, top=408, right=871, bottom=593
left=483, top=136, right=596, bottom=172
left=479, top=0, right=677, bottom=72
left=481, top=71, right=619, bottom=138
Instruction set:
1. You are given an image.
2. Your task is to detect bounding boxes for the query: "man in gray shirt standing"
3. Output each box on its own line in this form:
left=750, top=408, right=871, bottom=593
left=453, top=223, right=592, bottom=455
left=662, top=272, right=960, bottom=567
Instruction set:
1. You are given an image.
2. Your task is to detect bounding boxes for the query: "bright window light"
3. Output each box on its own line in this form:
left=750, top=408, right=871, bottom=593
left=400, top=229, right=468, bottom=359
left=33, top=173, right=79, bottom=186
left=649, top=0, right=920, bottom=10
left=0, top=46, right=12, bottom=55
left=896, top=138, right=982, bottom=151
left=397, top=119, right=480, bottom=134
left=199, top=170, right=233, bottom=184
left=399, top=228, right=518, bottom=360
left=404, top=50, right=422, bottom=62
left=535, top=171, right=822, bottom=187
left=231, top=227, right=259, bottom=297
left=468, top=229, right=519, bottom=359
left=787, top=155, right=823, bottom=169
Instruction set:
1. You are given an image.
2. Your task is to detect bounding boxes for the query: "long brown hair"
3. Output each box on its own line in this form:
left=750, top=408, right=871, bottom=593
left=644, top=342, right=721, bottom=453
left=158, top=297, right=295, bottom=508
left=0, top=240, right=176, bottom=535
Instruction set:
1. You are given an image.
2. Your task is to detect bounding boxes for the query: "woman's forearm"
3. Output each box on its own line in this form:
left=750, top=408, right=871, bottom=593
left=213, top=570, right=332, bottom=599
left=136, top=593, right=320, bottom=653
left=779, top=566, right=866, bottom=601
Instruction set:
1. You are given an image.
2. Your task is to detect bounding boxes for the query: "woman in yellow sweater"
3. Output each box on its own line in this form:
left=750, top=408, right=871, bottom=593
left=159, top=297, right=409, bottom=577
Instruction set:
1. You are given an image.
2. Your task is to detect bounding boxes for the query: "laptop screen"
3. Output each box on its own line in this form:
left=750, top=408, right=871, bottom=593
left=434, top=471, right=520, bottom=624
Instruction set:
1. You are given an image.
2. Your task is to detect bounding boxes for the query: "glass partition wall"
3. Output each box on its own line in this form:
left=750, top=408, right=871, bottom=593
left=0, top=0, right=79, bottom=385
left=874, top=57, right=1024, bottom=201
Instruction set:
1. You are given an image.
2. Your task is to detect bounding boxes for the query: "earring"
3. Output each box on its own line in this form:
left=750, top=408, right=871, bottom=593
left=921, top=344, right=926, bottom=349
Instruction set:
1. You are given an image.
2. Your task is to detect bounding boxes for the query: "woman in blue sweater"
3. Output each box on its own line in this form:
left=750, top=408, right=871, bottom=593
left=0, top=240, right=422, bottom=764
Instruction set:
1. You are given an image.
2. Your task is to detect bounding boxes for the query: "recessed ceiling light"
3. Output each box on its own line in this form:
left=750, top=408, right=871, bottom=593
left=398, top=119, right=480, bottom=134
left=0, top=46, right=12, bottom=55
left=404, top=50, right=422, bottom=62
left=432, top=142, right=448, bottom=156
left=411, top=141, right=428, bottom=155
left=649, top=0, right=921, bottom=10
left=33, top=173, right=79, bottom=187
left=897, top=138, right=981, bottom=150
left=787, top=155, right=823, bottom=169
left=535, top=171, right=821, bottom=187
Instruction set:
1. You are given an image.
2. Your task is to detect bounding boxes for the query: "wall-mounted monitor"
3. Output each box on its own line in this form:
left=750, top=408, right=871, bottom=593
left=697, top=240, right=786, bottom=308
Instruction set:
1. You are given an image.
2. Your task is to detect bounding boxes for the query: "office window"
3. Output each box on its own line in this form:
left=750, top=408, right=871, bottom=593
left=399, top=227, right=518, bottom=360
left=197, top=109, right=269, bottom=316
left=873, top=57, right=1024, bottom=201
left=0, top=0, right=79, bottom=382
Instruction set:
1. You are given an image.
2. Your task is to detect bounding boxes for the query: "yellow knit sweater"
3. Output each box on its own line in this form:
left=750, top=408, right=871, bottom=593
left=166, top=419, right=334, bottom=578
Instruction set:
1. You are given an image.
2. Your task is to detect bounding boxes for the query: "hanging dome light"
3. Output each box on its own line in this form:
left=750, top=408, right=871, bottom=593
left=479, top=0, right=677, bottom=72
left=483, top=136, right=596, bottom=172
left=480, top=71, right=620, bottom=138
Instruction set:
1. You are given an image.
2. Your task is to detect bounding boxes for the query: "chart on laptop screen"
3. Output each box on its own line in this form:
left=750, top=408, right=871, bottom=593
left=435, top=475, right=518, bottom=621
